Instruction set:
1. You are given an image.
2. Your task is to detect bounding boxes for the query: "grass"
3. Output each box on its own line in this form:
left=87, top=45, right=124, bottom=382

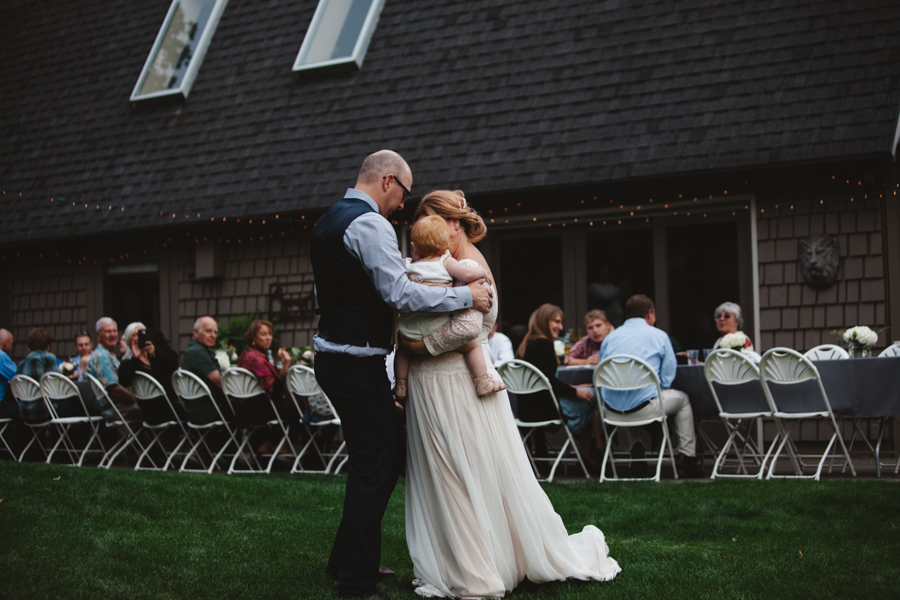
left=0, top=460, right=898, bottom=600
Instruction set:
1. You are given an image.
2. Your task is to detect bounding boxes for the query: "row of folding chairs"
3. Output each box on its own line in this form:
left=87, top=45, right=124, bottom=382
left=498, top=345, right=891, bottom=484
left=4, top=365, right=347, bottom=476
left=8, top=372, right=142, bottom=468
left=707, top=343, right=900, bottom=480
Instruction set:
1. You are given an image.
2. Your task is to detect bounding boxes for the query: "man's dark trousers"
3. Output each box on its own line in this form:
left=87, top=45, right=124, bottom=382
left=315, top=352, right=404, bottom=598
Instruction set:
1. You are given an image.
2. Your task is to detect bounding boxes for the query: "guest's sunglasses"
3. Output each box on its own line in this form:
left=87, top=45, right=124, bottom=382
left=384, top=174, right=411, bottom=201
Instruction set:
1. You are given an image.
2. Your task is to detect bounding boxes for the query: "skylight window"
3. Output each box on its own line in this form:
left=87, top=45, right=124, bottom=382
left=131, top=0, right=228, bottom=102
left=293, top=0, right=385, bottom=72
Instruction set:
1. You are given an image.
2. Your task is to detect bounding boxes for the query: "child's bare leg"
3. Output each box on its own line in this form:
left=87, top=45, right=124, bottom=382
left=461, top=340, right=507, bottom=397
left=393, top=348, right=410, bottom=399
left=460, top=339, right=487, bottom=377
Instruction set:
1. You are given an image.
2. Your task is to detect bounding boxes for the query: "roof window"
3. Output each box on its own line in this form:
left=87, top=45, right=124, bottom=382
left=130, top=0, right=228, bottom=101
left=293, top=0, right=385, bottom=72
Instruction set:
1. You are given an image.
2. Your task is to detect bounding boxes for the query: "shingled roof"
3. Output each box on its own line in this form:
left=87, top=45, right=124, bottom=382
left=2, top=0, right=899, bottom=244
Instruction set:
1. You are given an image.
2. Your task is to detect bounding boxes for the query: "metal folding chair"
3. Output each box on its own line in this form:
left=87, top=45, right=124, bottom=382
left=803, top=344, right=849, bottom=361
left=221, top=367, right=297, bottom=475
left=10, top=375, right=54, bottom=462
left=0, top=416, right=14, bottom=459
left=593, top=354, right=678, bottom=482
left=497, top=359, right=590, bottom=482
left=130, top=372, right=190, bottom=471
left=285, top=365, right=346, bottom=474
left=85, top=374, right=149, bottom=469
left=171, top=369, right=239, bottom=474
left=39, top=372, right=107, bottom=466
left=759, top=348, right=856, bottom=480
left=704, top=349, right=777, bottom=479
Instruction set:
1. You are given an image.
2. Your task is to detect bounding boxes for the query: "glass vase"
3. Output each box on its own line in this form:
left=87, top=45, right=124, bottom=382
left=847, top=343, right=871, bottom=358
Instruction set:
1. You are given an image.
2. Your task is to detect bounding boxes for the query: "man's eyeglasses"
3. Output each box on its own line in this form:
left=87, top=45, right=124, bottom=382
left=384, top=175, right=411, bottom=201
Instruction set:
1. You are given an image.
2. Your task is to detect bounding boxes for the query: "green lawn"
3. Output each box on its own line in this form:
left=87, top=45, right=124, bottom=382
left=0, top=460, right=897, bottom=599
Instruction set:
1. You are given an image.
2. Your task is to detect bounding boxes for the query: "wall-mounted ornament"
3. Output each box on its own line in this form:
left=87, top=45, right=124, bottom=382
left=799, top=234, right=840, bottom=289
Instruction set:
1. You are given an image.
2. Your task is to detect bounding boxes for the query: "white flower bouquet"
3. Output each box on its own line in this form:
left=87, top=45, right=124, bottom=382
left=553, top=340, right=566, bottom=358
left=842, top=326, right=878, bottom=348
left=719, top=332, right=748, bottom=350
left=214, top=349, right=231, bottom=371
left=59, top=361, right=77, bottom=378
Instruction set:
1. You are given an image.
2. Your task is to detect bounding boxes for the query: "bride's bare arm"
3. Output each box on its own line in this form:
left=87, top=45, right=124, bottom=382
left=406, top=308, right=483, bottom=357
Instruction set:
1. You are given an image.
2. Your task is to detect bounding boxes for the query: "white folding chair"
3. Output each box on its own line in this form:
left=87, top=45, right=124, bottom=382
left=39, top=372, right=107, bottom=467
left=86, top=374, right=148, bottom=469
left=878, top=345, right=900, bottom=358
left=593, top=354, right=678, bottom=482
left=804, top=344, right=849, bottom=361
left=498, top=359, right=590, bottom=482
left=759, top=348, right=856, bottom=480
left=704, top=349, right=777, bottom=479
left=0, top=415, right=14, bottom=459
left=221, top=367, right=297, bottom=475
left=285, top=365, right=347, bottom=474
left=130, top=372, right=190, bottom=471
left=171, top=369, right=239, bottom=474
left=10, top=375, right=55, bottom=462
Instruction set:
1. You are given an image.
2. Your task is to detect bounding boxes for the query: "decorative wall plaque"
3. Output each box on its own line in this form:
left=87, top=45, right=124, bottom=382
left=799, top=234, right=839, bottom=289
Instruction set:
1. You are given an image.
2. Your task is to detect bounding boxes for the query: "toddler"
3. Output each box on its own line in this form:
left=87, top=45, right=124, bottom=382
left=394, top=215, right=507, bottom=399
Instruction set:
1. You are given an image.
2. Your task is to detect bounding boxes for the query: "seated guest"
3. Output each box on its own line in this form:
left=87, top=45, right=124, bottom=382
left=487, top=322, right=514, bottom=369
left=17, top=327, right=59, bottom=380
left=598, top=294, right=702, bottom=477
left=87, top=317, right=139, bottom=421
left=118, top=325, right=184, bottom=422
left=517, top=304, right=603, bottom=467
left=565, top=310, right=614, bottom=366
left=71, top=330, right=93, bottom=381
left=236, top=319, right=301, bottom=453
left=0, top=329, right=17, bottom=419
left=711, top=302, right=754, bottom=351
left=181, top=316, right=231, bottom=423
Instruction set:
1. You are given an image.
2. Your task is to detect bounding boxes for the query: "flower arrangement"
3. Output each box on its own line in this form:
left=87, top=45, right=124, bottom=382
left=719, top=332, right=749, bottom=351
left=835, top=325, right=881, bottom=358
left=59, top=361, right=77, bottom=378
left=553, top=340, right=567, bottom=358
left=215, top=343, right=239, bottom=370
left=291, top=345, right=314, bottom=366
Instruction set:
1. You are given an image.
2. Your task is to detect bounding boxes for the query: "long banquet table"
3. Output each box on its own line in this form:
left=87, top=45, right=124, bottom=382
left=557, top=356, right=900, bottom=475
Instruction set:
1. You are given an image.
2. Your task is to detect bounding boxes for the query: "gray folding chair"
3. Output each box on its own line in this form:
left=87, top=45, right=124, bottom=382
left=803, top=344, right=849, bottom=361
left=593, top=354, right=678, bottom=482
left=759, top=348, right=856, bottom=480
left=498, top=359, right=590, bottom=482
left=704, top=349, right=777, bottom=479
left=171, top=369, right=239, bottom=474
left=39, top=372, right=107, bottom=466
left=10, top=375, right=54, bottom=462
left=130, top=371, right=190, bottom=471
left=285, top=365, right=346, bottom=474
left=86, top=374, right=149, bottom=469
left=221, top=367, right=297, bottom=475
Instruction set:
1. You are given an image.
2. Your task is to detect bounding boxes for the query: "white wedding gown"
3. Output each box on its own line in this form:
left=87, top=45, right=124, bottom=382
left=405, top=287, right=621, bottom=599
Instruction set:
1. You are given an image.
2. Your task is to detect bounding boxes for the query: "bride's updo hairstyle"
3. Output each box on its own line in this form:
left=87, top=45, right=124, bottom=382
left=414, top=190, right=487, bottom=243
left=517, top=303, right=564, bottom=361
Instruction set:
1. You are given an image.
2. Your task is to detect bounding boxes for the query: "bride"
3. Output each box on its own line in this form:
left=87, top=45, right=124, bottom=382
left=399, top=190, right=620, bottom=599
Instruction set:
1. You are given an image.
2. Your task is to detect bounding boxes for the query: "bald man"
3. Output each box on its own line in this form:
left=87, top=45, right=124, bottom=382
left=311, top=150, right=492, bottom=599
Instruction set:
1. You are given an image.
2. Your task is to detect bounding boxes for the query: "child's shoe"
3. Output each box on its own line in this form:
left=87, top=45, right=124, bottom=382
left=474, top=373, right=507, bottom=397
left=393, top=378, right=408, bottom=400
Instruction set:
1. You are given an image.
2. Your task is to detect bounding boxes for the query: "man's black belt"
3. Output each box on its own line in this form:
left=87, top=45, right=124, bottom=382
left=604, top=400, right=651, bottom=415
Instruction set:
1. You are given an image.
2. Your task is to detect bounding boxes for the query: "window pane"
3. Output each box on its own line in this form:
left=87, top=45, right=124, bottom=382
left=667, top=222, right=740, bottom=351
left=498, top=235, right=563, bottom=340
left=138, top=0, right=217, bottom=96
left=584, top=229, right=655, bottom=328
left=300, top=0, right=374, bottom=66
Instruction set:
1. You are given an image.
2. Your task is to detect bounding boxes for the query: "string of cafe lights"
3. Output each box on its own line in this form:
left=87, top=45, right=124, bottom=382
left=2, top=176, right=895, bottom=262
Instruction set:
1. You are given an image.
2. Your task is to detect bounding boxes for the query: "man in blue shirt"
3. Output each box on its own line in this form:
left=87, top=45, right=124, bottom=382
left=0, top=329, right=18, bottom=419
left=598, top=294, right=701, bottom=477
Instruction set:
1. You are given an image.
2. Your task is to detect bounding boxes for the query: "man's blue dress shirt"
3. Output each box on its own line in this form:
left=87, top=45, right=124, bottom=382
left=0, top=348, right=16, bottom=400
left=598, top=317, right=677, bottom=411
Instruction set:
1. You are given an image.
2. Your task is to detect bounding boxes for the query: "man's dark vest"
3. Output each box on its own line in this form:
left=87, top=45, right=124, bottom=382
left=310, top=198, right=394, bottom=350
